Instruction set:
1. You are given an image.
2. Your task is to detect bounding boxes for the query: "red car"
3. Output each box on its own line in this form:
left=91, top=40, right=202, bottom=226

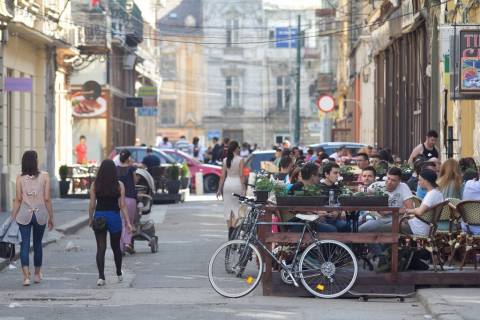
left=162, top=149, right=222, bottom=193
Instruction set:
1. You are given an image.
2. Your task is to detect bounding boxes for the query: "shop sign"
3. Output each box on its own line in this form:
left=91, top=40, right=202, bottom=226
left=126, top=97, right=143, bottom=108
left=275, top=27, right=298, bottom=48
left=5, top=77, right=32, bottom=92
left=137, top=86, right=158, bottom=108
left=459, top=30, right=480, bottom=93
left=71, top=80, right=108, bottom=118
left=138, top=107, right=158, bottom=117
left=207, top=130, right=222, bottom=140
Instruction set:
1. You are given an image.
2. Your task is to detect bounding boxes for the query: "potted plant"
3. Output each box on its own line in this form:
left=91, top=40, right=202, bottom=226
left=180, top=162, right=190, bottom=189
left=58, top=165, right=70, bottom=197
left=398, top=162, right=413, bottom=182
left=338, top=184, right=389, bottom=206
left=254, top=176, right=273, bottom=203
left=340, top=165, right=356, bottom=182
left=276, top=184, right=329, bottom=206
left=166, top=164, right=181, bottom=194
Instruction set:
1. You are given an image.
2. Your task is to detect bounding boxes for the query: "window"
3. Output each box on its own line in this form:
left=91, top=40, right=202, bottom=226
left=160, top=100, right=176, bottom=124
left=160, top=54, right=176, bottom=80
left=276, top=76, right=290, bottom=109
left=226, top=19, right=239, bottom=47
left=226, top=76, right=240, bottom=108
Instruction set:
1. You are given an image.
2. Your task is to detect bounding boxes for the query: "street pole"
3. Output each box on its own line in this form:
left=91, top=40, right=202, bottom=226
left=294, top=15, right=301, bottom=146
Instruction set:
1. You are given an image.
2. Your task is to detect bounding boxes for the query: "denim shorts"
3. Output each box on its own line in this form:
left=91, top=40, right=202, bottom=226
left=94, top=211, right=122, bottom=234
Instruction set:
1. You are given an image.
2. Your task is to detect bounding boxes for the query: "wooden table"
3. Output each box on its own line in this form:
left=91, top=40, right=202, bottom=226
left=258, top=205, right=400, bottom=296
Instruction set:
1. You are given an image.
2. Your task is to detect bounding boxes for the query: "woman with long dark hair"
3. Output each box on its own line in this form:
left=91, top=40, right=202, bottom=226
left=11, top=151, right=54, bottom=286
left=88, top=159, right=132, bottom=286
left=216, top=141, right=245, bottom=239
left=116, top=149, right=137, bottom=254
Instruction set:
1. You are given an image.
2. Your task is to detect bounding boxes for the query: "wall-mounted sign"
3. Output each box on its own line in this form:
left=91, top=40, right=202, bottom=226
left=5, top=77, right=33, bottom=92
left=316, top=95, right=335, bottom=113
left=137, top=86, right=157, bottom=108
left=71, top=80, right=108, bottom=118
left=275, top=27, right=298, bottom=48
left=460, top=30, right=480, bottom=93
left=138, top=107, right=158, bottom=117
left=126, top=97, right=143, bottom=108
left=207, top=130, right=222, bottom=140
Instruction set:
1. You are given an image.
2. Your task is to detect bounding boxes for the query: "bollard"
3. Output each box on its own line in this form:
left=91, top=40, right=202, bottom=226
left=195, top=171, right=204, bottom=195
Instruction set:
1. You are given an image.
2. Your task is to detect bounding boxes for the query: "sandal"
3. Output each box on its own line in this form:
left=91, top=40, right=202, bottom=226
left=34, top=273, right=42, bottom=284
left=23, top=278, right=30, bottom=286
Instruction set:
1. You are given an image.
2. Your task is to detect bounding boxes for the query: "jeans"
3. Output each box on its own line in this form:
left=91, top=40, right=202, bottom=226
left=18, top=214, right=46, bottom=267
left=287, top=217, right=337, bottom=232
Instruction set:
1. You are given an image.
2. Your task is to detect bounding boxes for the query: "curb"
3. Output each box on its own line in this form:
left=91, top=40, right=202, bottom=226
left=417, top=289, right=464, bottom=320
left=0, top=217, right=89, bottom=272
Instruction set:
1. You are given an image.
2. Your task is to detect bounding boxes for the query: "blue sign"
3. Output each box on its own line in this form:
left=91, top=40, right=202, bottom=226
left=126, top=97, right=143, bottom=108
left=138, top=107, right=158, bottom=116
left=275, top=27, right=298, bottom=48
left=207, top=130, right=221, bottom=140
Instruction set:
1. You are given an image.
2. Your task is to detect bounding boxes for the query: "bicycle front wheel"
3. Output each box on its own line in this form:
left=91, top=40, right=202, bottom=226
left=208, top=240, right=263, bottom=298
left=299, top=240, right=358, bottom=298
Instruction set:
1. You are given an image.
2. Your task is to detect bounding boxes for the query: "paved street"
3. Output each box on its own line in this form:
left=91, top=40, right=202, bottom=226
left=0, top=197, right=431, bottom=320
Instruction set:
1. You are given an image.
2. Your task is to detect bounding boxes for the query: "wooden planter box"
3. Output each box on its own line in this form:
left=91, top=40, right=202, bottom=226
left=254, top=190, right=270, bottom=203
left=338, top=195, right=389, bottom=206
left=276, top=196, right=329, bottom=206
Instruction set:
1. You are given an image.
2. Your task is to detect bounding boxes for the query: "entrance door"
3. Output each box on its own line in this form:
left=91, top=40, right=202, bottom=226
left=223, top=129, right=243, bottom=143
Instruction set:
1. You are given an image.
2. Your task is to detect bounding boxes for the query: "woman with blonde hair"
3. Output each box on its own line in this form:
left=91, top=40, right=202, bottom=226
left=437, top=159, right=462, bottom=199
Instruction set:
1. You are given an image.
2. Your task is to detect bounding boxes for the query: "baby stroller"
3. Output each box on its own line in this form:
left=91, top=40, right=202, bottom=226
left=132, top=169, right=158, bottom=253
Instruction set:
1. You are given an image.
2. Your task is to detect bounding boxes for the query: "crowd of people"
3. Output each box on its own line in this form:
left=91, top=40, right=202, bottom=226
left=156, top=136, right=257, bottom=163
left=213, top=130, right=480, bottom=268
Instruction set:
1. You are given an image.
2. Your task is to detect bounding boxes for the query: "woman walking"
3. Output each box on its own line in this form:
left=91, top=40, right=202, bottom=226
left=116, top=150, right=138, bottom=254
left=88, top=159, right=132, bottom=286
left=216, top=141, right=245, bottom=239
left=11, top=151, right=54, bottom=286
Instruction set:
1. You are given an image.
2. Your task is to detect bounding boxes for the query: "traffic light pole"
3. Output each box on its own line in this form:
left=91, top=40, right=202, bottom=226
left=294, top=15, right=301, bottom=146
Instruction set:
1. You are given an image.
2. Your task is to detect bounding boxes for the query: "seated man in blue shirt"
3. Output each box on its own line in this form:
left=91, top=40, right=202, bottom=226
left=142, top=148, right=161, bottom=169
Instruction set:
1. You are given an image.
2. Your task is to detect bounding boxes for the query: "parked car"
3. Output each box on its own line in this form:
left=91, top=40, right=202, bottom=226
left=109, top=146, right=177, bottom=165
left=162, top=149, right=222, bottom=193
left=244, top=150, right=276, bottom=175
left=308, top=142, right=367, bottom=157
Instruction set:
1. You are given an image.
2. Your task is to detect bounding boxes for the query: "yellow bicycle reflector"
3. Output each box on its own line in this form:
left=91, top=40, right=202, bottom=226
left=246, top=276, right=254, bottom=284
left=316, top=284, right=325, bottom=291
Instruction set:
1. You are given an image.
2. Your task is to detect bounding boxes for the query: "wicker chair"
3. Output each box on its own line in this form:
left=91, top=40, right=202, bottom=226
left=411, top=196, right=423, bottom=208
left=400, top=200, right=449, bottom=271
left=436, top=198, right=461, bottom=264
left=455, top=201, right=480, bottom=270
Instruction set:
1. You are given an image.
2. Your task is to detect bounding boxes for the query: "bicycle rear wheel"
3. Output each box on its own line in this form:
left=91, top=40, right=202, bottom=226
left=208, top=240, right=263, bottom=298
left=299, top=240, right=358, bottom=298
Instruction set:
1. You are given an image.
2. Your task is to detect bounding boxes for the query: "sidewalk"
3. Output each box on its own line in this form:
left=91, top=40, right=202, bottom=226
left=0, top=198, right=90, bottom=271
left=418, top=288, right=480, bottom=320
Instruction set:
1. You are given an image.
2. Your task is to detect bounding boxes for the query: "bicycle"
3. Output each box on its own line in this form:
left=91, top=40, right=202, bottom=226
left=208, top=195, right=358, bottom=299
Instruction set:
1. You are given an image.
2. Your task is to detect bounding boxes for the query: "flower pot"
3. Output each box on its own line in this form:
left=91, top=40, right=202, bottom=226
left=166, top=180, right=181, bottom=194
left=254, top=190, right=269, bottom=203
left=59, top=180, right=70, bottom=197
left=276, top=195, right=328, bottom=207
left=337, top=195, right=389, bottom=206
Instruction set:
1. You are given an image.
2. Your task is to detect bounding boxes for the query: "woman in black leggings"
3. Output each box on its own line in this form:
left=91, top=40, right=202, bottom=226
left=88, top=160, right=132, bottom=286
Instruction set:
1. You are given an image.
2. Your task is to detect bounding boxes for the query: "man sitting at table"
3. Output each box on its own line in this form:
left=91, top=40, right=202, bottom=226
left=359, top=166, right=414, bottom=233
left=318, top=163, right=350, bottom=232
left=286, top=163, right=337, bottom=232
left=355, top=153, right=370, bottom=183
left=357, top=166, right=377, bottom=225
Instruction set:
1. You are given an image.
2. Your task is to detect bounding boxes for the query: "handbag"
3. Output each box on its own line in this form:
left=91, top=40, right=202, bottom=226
left=0, top=242, right=15, bottom=260
left=92, top=217, right=107, bottom=232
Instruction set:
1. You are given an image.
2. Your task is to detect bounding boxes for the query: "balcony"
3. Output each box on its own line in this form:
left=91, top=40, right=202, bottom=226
left=0, top=0, right=14, bottom=21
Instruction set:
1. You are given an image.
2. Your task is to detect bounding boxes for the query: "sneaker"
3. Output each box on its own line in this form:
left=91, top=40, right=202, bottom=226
left=97, top=279, right=106, bottom=286
left=118, top=272, right=123, bottom=282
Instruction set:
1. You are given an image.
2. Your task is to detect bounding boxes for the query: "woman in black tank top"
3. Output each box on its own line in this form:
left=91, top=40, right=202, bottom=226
left=88, top=159, right=132, bottom=286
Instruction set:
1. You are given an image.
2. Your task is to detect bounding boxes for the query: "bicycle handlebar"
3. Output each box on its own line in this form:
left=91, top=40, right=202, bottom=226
left=232, top=193, right=255, bottom=203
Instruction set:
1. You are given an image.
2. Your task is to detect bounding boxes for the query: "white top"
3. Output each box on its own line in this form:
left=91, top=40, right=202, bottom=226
left=461, top=180, right=480, bottom=234
left=408, top=189, right=444, bottom=236
left=330, top=152, right=339, bottom=160
left=369, top=181, right=413, bottom=208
